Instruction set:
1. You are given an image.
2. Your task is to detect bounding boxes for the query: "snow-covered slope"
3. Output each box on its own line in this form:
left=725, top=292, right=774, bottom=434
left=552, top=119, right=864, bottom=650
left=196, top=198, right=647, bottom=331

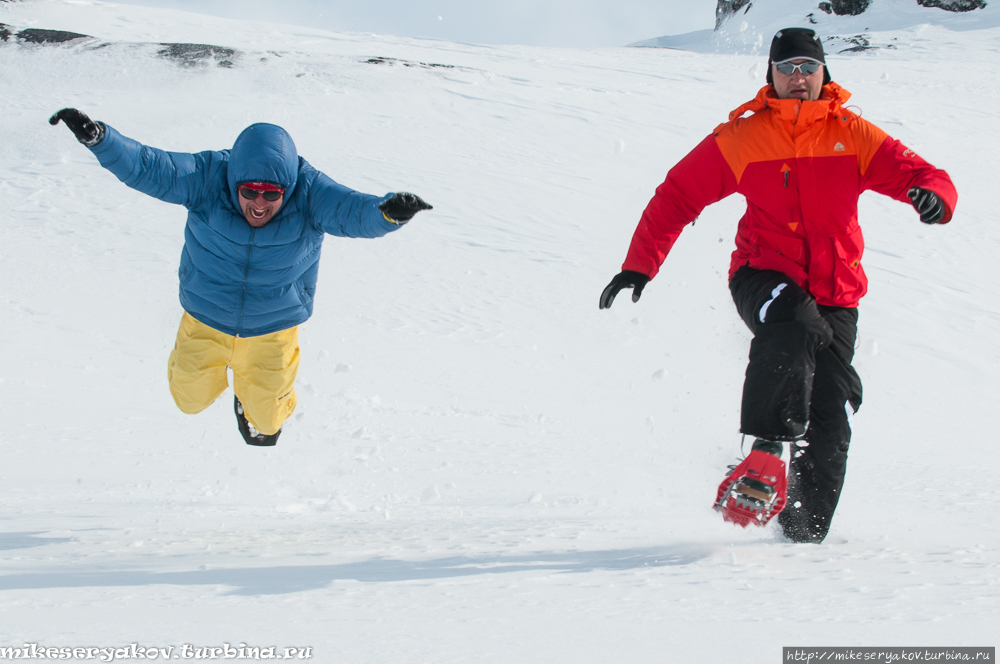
left=1, top=0, right=998, bottom=661
left=634, top=0, right=1000, bottom=53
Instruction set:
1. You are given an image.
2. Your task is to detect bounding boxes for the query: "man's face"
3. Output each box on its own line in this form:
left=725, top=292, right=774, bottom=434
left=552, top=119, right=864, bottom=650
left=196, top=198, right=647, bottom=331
left=771, top=59, right=824, bottom=101
left=238, top=186, right=284, bottom=228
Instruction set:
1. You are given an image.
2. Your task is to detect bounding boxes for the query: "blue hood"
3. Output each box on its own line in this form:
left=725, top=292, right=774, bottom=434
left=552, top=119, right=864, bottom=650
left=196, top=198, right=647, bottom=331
left=226, top=123, right=300, bottom=208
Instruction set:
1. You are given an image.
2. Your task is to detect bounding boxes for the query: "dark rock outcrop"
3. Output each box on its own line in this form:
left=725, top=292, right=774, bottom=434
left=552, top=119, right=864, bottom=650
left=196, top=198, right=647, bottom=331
left=0, top=27, right=241, bottom=69
left=715, top=0, right=753, bottom=29
left=718, top=0, right=985, bottom=31
left=156, top=43, right=238, bottom=68
left=364, top=56, right=454, bottom=69
left=830, top=0, right=872, bottom=15
left=833, top=34, right=898, bottom=51
left=16, top=28, right=91, bottom=44
left=916, top=0, right=986, bottom=10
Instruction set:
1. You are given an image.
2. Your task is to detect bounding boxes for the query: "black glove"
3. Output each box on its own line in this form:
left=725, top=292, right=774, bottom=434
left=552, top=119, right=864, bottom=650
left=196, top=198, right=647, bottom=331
left=908, top=187, right=945, bottom=225
left=599, top=270, right=650, bottom=309
left=379, top=192, right=432, bottom=225
left=49, top=108, right=104, bottom=146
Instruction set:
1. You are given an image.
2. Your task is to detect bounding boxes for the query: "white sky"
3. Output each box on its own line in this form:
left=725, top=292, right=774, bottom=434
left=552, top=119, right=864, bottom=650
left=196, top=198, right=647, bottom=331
left=104, top=0, right=717, bottom=47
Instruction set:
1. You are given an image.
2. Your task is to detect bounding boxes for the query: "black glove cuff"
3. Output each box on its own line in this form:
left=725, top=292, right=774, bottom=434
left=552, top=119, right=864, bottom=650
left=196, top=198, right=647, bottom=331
left=381, top=210, right=409, bottom=226
left=81, top=122, right=105, bottom=147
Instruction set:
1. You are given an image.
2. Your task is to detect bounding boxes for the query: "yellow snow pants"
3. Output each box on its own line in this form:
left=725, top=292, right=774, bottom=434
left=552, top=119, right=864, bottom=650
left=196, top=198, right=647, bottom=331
left=167, top=312, right=299, bottom=435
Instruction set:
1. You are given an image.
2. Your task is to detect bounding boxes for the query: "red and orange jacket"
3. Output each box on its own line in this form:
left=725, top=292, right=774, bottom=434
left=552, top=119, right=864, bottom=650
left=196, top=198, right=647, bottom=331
left=622, top=83, right=958, bottom=308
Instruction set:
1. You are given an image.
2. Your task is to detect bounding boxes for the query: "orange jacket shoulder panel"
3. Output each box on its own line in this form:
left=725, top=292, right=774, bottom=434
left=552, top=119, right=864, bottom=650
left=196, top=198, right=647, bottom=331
left=715, top=112, right=793, bottom=183
left=849, top=117, right=889, bottom=177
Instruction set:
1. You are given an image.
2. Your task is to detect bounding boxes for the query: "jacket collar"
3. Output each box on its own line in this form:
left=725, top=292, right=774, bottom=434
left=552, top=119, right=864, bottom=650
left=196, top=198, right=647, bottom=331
left=723, top=82, right=854, bottom=127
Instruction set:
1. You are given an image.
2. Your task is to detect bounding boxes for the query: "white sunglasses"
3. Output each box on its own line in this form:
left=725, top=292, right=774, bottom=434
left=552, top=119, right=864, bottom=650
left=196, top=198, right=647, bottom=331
left=774, top=60, right=823, bottom=76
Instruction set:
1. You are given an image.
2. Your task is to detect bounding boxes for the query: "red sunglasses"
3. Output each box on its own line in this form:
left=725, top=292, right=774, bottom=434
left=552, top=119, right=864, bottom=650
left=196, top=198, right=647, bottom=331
left=239, top=183, right=284, bottom=202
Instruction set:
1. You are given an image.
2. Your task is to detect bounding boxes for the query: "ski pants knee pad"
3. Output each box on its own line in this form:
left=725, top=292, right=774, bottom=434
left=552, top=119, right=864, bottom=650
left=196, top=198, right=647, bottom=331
left=167, top=312, right=300, bottom=435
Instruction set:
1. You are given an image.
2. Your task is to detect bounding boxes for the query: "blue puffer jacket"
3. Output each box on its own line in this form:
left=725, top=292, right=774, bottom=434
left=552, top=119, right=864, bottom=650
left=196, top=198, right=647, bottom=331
left=89, top=123, right=400, bottom=337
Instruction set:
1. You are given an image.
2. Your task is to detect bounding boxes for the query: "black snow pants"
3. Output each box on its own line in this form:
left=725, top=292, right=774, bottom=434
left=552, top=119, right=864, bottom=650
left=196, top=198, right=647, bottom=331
left=729, top=265, right=863, bottom=543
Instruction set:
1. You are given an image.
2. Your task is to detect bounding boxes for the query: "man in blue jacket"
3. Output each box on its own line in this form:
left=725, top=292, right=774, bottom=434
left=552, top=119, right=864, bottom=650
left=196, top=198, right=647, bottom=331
left=51, top=108, right=431, bottom=447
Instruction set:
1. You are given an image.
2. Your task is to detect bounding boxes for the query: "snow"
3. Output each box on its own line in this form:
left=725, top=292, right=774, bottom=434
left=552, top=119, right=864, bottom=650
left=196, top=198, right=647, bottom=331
left=102, top=0, right=717, bottom=48
left=2, top=0, right=999, bottom=660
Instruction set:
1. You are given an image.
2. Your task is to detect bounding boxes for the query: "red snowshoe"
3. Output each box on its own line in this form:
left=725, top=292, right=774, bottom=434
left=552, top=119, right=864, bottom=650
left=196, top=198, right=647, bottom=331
left=714, top=448, right=788, bottom=527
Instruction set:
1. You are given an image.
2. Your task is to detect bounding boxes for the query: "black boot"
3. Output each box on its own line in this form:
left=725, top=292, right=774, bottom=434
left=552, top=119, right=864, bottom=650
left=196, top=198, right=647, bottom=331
left=234, top=396, right=281, bottom=447
left=778, top=438, right=849, bottom=543
left=778, top=451, right=827, bottom=543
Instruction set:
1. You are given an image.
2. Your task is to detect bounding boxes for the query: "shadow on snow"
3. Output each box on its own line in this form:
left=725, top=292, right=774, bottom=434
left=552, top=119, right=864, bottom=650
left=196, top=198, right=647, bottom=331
left=0, top=544, right=714, bottom=596
left=0, top=531, right=73, bottom=551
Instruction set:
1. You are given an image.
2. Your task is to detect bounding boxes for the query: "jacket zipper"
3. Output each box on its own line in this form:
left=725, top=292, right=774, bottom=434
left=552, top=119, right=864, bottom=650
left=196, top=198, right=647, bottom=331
left=236, top=229, right=255, bottom=336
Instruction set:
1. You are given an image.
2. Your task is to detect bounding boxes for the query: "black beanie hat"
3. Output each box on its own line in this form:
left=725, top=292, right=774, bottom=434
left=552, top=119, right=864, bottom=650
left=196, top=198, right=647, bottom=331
left=766, top=27, right=831, bottom=86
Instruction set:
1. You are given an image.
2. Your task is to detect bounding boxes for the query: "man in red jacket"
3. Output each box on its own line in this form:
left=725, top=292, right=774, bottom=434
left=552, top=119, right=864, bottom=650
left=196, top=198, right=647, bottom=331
left=599, top=28, right=957, bottom=542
